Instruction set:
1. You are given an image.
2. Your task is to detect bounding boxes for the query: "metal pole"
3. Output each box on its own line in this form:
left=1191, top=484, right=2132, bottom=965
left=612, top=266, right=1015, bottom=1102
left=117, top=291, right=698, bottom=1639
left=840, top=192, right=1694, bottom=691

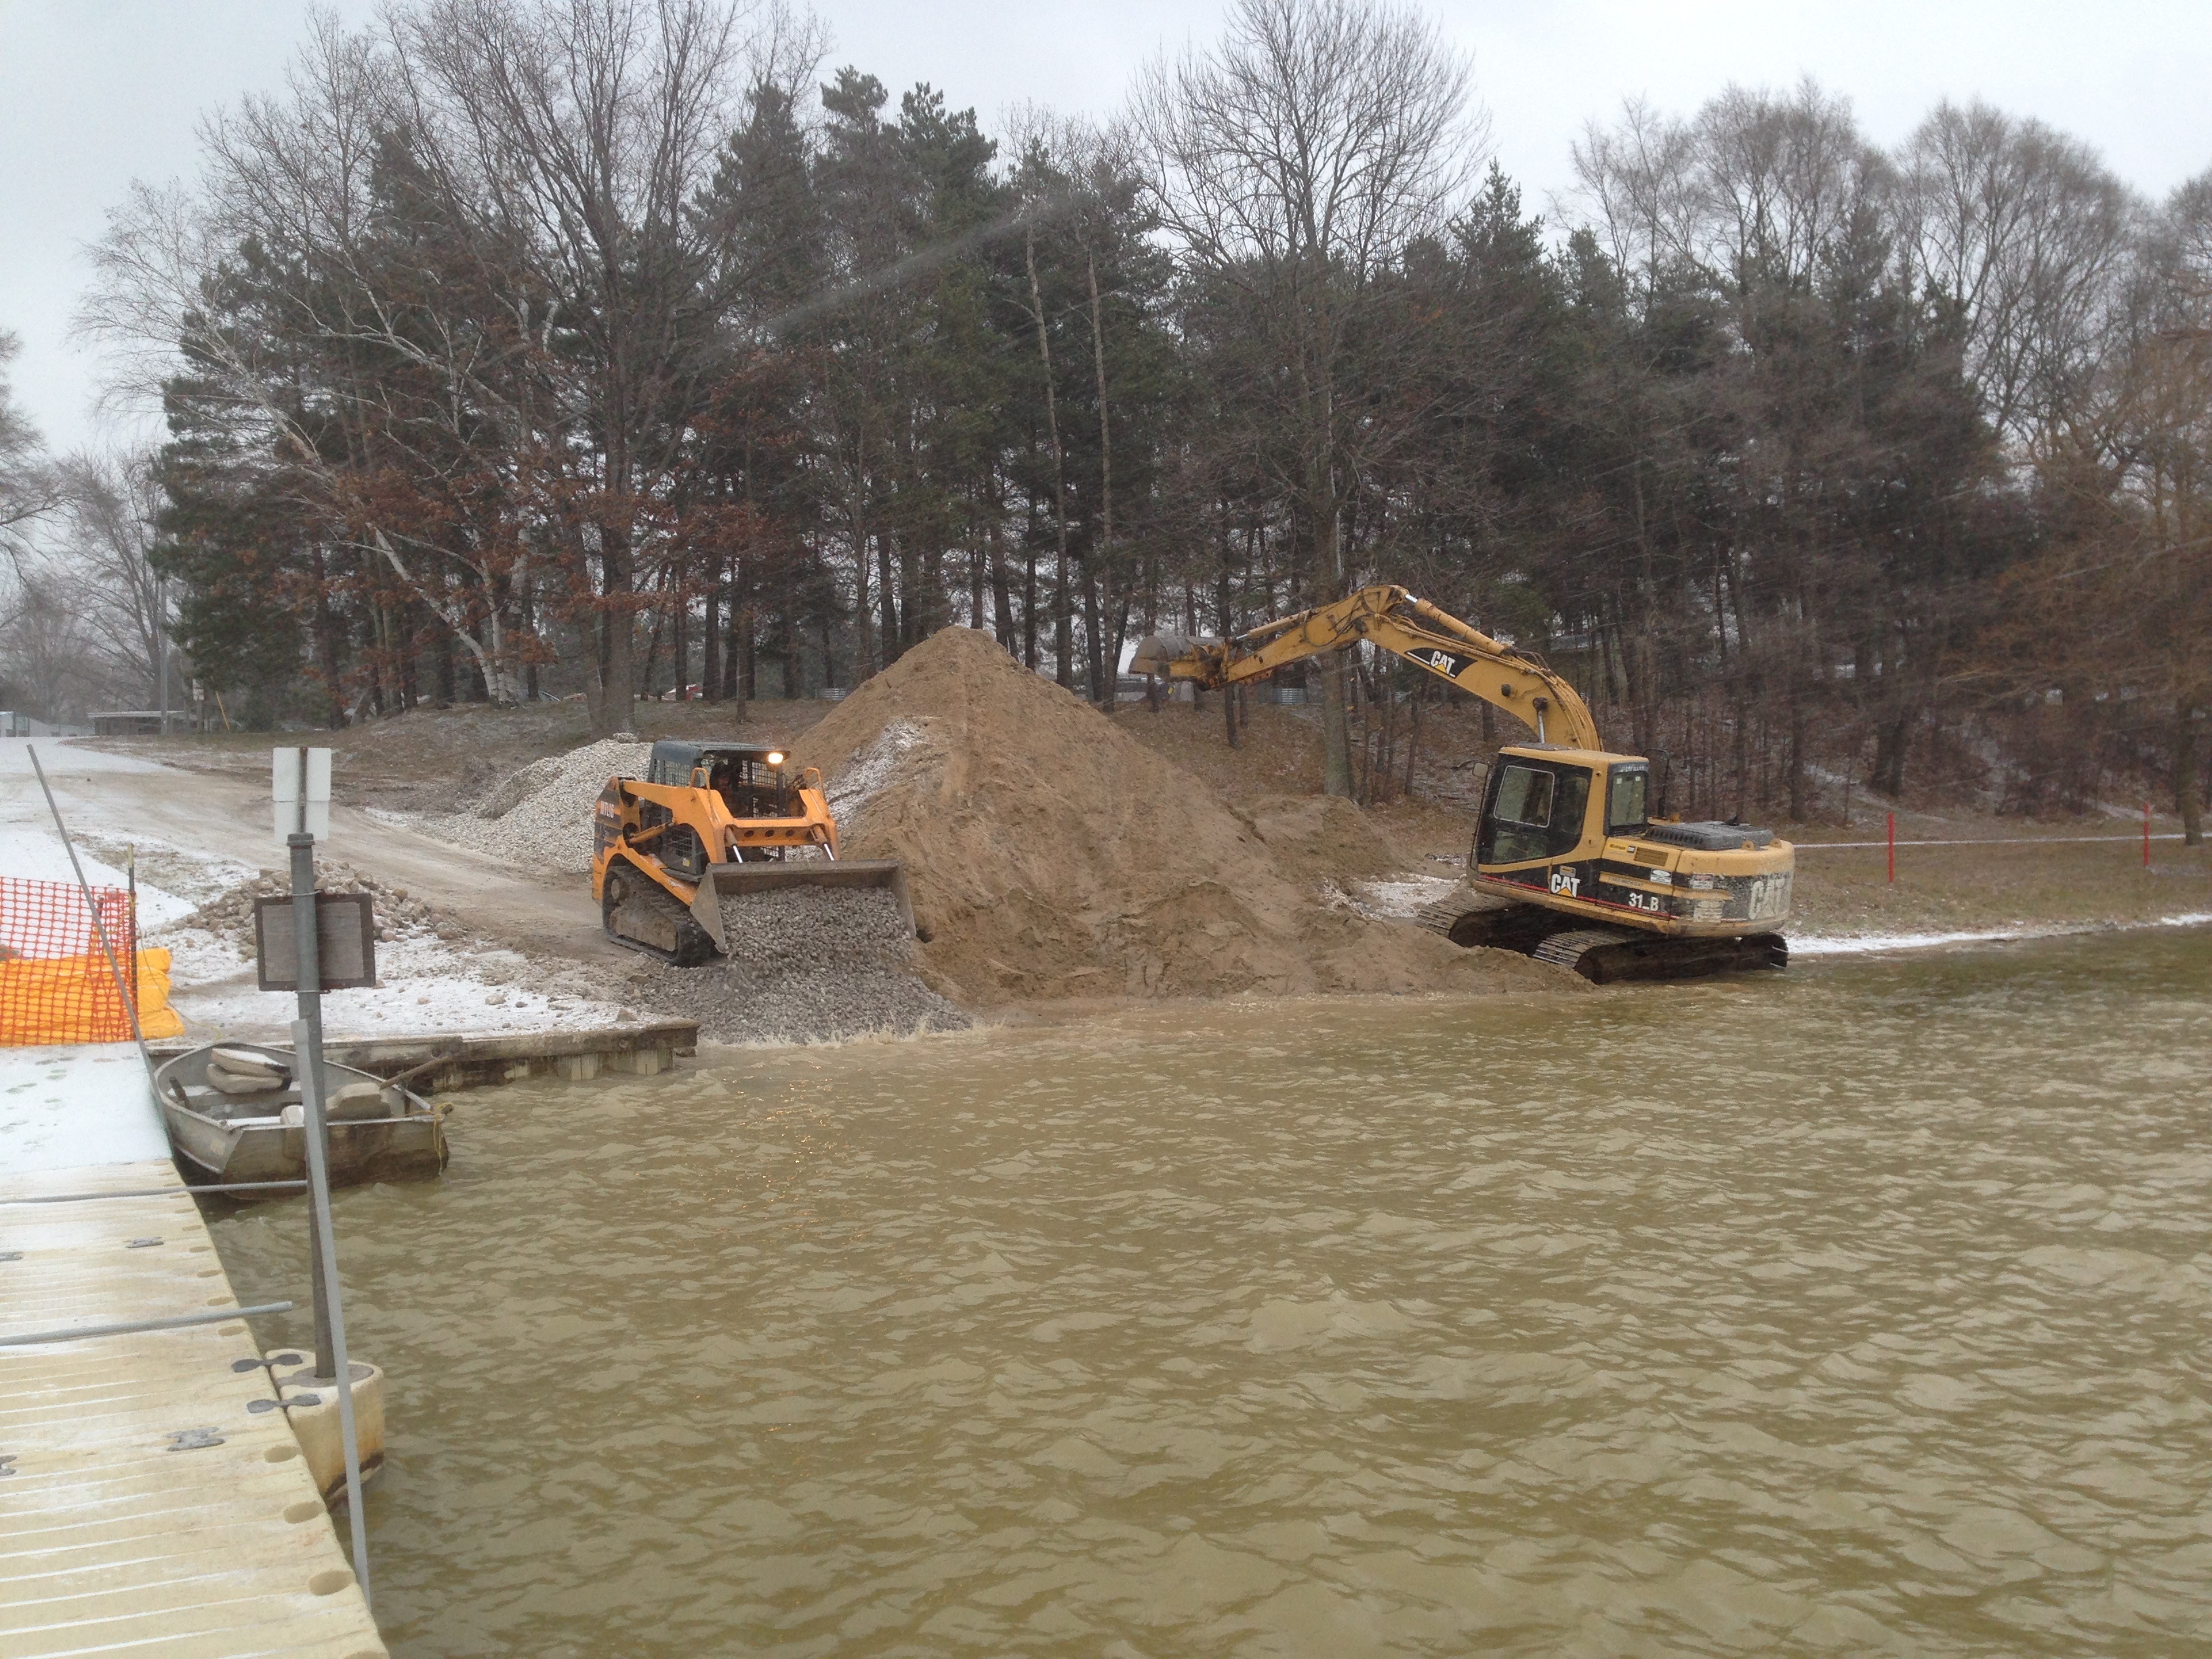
left=127, top=845, right=140, bottom=1040
left=0, top=1181, right=308, bottom=1205
left=291, top=1014, right=371, bottom=1612
left=1, top=1302, right=294, bottom=1347
left=288, top=825, right=335, bottom=1378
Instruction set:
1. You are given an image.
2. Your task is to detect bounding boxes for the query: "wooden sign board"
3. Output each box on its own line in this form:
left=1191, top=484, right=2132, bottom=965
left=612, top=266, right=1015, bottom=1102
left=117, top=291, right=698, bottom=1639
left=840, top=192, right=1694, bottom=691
left=254, top=893, right=377, bottom=991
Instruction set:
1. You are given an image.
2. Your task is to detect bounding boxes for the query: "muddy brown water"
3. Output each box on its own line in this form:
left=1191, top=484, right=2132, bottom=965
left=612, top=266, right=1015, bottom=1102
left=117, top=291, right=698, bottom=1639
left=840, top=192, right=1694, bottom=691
left=210, top=928, right=2212, bottom=1656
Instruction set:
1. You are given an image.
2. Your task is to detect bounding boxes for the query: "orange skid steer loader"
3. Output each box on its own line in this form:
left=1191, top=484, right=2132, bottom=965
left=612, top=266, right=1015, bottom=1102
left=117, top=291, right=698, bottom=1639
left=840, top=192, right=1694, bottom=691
left=592, top=741, right=912, bottom=966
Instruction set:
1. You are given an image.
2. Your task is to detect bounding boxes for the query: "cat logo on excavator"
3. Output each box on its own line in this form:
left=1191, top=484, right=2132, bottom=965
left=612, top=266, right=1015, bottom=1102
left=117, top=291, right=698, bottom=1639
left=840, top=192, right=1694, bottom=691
left=590, top=740, right=912, bottom=966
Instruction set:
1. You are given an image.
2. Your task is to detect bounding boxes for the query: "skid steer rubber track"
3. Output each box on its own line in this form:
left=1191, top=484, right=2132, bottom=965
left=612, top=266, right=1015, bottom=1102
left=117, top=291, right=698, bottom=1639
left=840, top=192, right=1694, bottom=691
left=602, top=861, right=718, bottom=966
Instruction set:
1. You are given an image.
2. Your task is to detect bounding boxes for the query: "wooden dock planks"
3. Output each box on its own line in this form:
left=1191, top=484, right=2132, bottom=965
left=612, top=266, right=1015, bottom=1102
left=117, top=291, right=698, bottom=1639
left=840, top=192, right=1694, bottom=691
left=0, top=1158, right=387, bottom=1658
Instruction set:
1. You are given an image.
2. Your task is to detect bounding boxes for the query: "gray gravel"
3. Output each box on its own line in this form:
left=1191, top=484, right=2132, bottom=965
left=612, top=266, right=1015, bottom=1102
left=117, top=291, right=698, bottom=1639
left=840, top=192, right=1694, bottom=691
left=640, top=886, right=968, bottom=1045
left=170, top=859, right=466, bottom=949
left=409, top=739, right=652, bottom=875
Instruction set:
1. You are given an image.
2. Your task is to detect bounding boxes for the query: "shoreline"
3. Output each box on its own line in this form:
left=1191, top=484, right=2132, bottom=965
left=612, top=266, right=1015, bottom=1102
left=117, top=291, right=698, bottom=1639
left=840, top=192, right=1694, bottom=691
left=1787, top=909, right=2212, bottom=958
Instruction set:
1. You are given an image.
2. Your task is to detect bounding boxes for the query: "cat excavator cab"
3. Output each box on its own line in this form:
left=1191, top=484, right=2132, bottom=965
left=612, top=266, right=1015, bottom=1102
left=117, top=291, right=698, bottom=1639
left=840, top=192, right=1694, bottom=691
left=592, top=741, right=912, bottom=966
left=1132, top=586, right=1793, bottom=983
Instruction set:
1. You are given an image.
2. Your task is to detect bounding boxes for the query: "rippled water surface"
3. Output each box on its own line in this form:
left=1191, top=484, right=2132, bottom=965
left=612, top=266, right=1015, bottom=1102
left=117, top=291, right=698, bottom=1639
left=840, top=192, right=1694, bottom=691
left=211, top=930, right=2212, bottom=1656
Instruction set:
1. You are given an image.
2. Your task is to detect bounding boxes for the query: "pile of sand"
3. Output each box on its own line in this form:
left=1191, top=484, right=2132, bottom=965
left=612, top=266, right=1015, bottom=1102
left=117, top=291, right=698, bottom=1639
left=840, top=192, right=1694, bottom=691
left=792, top=627, right=1559, bottom=1005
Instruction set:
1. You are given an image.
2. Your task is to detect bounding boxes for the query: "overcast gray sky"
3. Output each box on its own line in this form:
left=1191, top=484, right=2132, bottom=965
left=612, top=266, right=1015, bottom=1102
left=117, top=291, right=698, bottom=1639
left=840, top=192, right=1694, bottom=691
left=5, top=1, right=2209, bottom=456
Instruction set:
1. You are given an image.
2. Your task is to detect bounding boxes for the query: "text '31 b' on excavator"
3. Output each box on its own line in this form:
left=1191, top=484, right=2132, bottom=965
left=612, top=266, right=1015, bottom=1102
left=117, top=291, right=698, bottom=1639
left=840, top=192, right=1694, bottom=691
left=1132, top=586, right=1793, bottom=983
left=592, top=740, right=912, bottom=966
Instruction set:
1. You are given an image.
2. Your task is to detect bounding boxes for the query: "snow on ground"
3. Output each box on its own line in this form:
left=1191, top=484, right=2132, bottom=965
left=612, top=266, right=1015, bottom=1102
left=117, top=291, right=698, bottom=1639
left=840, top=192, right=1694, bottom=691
left=159, top=926, right=630, bottom=1040
left=0, top=735, right=169, bottom=775
left=0, top=1044, right=170, bottom=1174
left=145, top=893, right=637, bottom=1041
left=1346, top=874, right=1460, bottom=919
left=1792, top=912, right=2212, bottom=957
left=1791, top=927, right=2043, bottom=957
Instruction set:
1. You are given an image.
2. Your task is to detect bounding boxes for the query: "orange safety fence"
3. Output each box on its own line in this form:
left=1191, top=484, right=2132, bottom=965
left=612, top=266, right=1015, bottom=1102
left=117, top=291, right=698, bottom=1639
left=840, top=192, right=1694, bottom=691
left=0, top=876, right=184, bottom=1045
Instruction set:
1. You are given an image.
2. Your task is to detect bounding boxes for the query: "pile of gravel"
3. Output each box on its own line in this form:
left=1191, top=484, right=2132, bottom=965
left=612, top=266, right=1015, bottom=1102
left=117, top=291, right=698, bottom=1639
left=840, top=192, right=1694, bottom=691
left=640, top=885, right=968, bottom=1045
left=169, top=861, right=466, bottom=949
left=413, top=739, right=651, bottom=875
left=823, top=717, right=930, bottom=838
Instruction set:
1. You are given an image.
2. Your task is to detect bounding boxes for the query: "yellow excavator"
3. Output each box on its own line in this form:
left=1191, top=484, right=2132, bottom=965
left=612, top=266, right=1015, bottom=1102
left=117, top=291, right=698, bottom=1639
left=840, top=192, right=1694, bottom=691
left=592, top=741, right=912, bottom=966
left=1132, top=586, right=1793, bottom=983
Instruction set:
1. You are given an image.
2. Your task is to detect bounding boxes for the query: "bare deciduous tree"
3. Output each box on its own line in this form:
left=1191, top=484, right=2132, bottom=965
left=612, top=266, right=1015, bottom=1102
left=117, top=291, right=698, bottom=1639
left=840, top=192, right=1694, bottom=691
left=0, top=331, right=56, bottom=584
left=55, top=451, right=176, bottom=710
left=1134, top=0, right=1483, bottom=796
left=1899, top=99, right=2137, bottom=449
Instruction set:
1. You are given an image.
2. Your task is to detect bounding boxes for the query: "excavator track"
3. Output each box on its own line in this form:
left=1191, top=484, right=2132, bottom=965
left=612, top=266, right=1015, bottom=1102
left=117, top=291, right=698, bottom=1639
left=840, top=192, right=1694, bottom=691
left=1416, top=890, right=1557, bottom=954
left=1420, top=886, right=1788, bottom=984
left=602, top=860, right=718, bottom=967
left=1530, top=928, right=1639, bottom=977
left=1532, top=925, right=1789, bottom=985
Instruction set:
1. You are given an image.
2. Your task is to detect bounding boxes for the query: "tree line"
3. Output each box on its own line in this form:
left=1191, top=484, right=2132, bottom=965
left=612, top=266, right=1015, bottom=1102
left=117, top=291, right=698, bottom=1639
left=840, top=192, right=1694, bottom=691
left=7, top=0, right=2205, bottom=835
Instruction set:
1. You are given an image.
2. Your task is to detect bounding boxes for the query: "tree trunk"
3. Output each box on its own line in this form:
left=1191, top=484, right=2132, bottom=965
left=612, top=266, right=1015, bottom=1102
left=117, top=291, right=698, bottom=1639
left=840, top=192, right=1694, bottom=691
left=877, top=534, right=899, bottom=668
left=1313, top=447, right=1353, bottom=798
left=1087, top=249, right=1116, bottom=702
left=308, top=541, right=346, bottom=729
left=593, top=524, right=636, bottom=737
left=670, top=571, right=688, bottom=700
left=2179, top=702, right=2204, bottom=847
left=851, top=498, right=876, bottom=680
left=989, top=504, right=1015, bottom=653
left=1024, top=227, right=1076, bottom=689
left=737, top=618, right=754, bottom=720
left=1786, top=680, right=1807, bottom=822
left=1082, top=556, right=1106, bottom=703
left=701, top=552, right=722, bottom=703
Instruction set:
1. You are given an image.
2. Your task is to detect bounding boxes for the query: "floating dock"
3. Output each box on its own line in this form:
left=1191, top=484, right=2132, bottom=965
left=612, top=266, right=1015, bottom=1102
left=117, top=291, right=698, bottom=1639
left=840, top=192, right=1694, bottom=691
left=0, top=1046, right=385, bottom=1657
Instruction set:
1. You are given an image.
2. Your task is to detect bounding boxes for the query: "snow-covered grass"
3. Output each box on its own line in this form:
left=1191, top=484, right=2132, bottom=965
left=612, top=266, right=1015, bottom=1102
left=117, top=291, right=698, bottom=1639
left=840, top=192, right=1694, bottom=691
left=157, top=922, right=622, bottom=1039
left=1, top=813, right=631, bottom=1044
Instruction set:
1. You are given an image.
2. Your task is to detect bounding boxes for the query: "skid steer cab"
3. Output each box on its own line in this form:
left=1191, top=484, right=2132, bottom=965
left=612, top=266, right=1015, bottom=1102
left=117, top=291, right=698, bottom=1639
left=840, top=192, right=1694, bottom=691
left=591, top=740, right=912, bottom=966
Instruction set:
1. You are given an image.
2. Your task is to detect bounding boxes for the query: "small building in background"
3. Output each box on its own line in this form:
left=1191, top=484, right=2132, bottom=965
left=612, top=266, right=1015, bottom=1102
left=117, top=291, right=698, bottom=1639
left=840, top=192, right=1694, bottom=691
left=89, top=711, right=171, bottom=737
left=2, top=711, right=92, bottom=737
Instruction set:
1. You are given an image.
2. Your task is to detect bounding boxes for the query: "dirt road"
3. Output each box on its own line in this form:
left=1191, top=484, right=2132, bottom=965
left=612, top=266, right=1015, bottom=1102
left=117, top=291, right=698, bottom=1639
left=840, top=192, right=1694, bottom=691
left=3, top=739, right=619, bottom=966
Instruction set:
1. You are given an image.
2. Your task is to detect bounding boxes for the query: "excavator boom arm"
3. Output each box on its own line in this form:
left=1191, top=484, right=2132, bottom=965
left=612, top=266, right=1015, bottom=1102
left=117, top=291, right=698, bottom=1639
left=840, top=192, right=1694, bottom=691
left=1133, top=584, right=1603, bottom=751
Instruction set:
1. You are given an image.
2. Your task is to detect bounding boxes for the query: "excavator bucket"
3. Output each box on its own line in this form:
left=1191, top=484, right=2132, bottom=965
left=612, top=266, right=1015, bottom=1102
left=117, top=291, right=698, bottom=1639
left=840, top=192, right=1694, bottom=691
left=1129, top=633, right=1214, bottom=679
left=686, top=859, right=916, bottom=954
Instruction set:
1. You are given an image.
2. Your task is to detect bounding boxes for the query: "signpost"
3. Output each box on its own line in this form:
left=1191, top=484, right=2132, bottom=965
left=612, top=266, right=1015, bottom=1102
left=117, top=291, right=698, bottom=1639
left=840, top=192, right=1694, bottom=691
left=265, top=746, right=373, bottom=1610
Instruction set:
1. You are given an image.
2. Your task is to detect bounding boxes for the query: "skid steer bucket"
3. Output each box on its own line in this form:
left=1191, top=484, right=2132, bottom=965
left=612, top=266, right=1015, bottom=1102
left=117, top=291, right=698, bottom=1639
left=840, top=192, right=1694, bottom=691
left=687, top=859, right=915, bottom=954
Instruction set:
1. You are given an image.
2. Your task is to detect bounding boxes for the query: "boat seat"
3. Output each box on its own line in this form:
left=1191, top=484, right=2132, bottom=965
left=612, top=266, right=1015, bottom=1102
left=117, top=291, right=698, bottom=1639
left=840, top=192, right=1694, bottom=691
left=326, top=1080, right=398, bottom=1121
